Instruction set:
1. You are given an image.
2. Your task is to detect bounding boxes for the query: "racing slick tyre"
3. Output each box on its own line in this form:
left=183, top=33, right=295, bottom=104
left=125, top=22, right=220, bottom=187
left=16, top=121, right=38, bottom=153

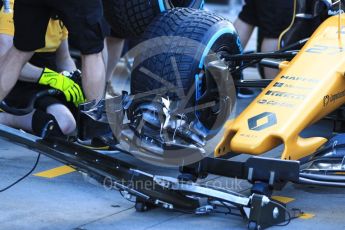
left=130, top=8, right=242, bottom=134
left=102, top=0, right=205, bottom=38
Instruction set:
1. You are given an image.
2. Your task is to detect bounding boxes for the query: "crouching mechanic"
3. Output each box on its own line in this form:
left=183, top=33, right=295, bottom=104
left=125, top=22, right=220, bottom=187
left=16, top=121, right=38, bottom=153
left=0, top=0, right=84, bottom=137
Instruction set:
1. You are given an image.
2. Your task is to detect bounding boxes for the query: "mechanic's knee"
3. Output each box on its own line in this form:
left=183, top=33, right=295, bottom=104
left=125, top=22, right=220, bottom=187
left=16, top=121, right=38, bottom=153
left=57, top=114, right=76, bottom=135
left=53, top=110, right=76, bottom=135
left=0, top=112, right=13, bottom=126
left=46, top=104, right=76, bottom=135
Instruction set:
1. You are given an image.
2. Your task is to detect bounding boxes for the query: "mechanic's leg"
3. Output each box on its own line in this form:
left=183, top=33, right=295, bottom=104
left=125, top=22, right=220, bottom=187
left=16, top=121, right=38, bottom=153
left=53, top=0, right=107, bottom=103
left=105, top=37, right=124, bottom=96
left=102, top=40, right=109, bottom=71
left=0, top=111, right=34, bottom=131
left=234, top=18, right=255, bottom=49
left=81, top=52, right=106, bottom=102
left=0, top=104, right=76, bottom=136
left=105, top=37, right=124, bottom=82
left=0, top=47, right=33, bottom=101
left=46, top=104, right=76, bottom=135
left=261, top=38, right=279, bottom=79
left=5, top=0, right=51, bottom=101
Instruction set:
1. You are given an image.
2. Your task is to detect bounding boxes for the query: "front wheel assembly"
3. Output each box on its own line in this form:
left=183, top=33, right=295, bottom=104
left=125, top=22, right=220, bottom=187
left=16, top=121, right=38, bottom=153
left=130, top=8, right=242, bottom=139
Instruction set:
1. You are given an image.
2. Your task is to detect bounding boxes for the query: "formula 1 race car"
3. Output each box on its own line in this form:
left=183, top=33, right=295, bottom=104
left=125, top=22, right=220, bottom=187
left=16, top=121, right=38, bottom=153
left=2, top=0, right=345, bottom=230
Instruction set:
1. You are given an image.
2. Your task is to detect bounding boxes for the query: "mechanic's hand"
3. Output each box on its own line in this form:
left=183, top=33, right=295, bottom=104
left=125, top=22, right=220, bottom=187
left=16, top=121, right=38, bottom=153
left=38, top=68, right=85, bottom=107
left=60, top=69, right=82, bottom=84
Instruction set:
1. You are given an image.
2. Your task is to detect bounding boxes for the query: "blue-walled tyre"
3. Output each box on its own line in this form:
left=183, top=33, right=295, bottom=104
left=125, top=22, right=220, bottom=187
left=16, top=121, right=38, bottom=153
left=102, top=0, right=205, bottom=38
left=130, top=8, right=242, bottom=132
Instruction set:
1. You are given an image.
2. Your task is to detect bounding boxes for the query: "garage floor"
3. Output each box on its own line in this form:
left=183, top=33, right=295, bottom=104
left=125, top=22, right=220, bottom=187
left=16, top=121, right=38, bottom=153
left=1, top=3, right=345, bottom=230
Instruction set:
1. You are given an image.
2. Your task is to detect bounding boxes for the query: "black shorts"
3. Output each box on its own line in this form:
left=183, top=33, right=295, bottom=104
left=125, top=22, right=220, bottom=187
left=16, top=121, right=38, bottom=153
left=13, top=0, right=108, bottom=54
left=239, top=0, right=294, bottom=38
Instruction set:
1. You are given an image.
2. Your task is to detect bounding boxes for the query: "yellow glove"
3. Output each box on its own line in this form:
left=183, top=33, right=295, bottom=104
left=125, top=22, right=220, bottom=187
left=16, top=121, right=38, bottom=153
left=38, top=68, right=85, bottom=107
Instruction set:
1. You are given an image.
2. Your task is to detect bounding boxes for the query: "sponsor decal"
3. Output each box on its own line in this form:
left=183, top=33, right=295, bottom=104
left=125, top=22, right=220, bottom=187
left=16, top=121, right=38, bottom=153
left=273, top=82, right=312, bottom=90
left=248, top=112, right=277, bottom=131
left=265, top=90, right=306, bottom=100
left=280, top=75, right=320, bottom=84
left=306, top=44, right=345, bottom=55
left=328, top=9, right=344, bottom=16
left=323, top=95, right=330, bottom=107
left=323, top=89, right=345, bottom=107
left=239, top=133, right=259, bottom=139
left=257, top=99, right=295, bottom=108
